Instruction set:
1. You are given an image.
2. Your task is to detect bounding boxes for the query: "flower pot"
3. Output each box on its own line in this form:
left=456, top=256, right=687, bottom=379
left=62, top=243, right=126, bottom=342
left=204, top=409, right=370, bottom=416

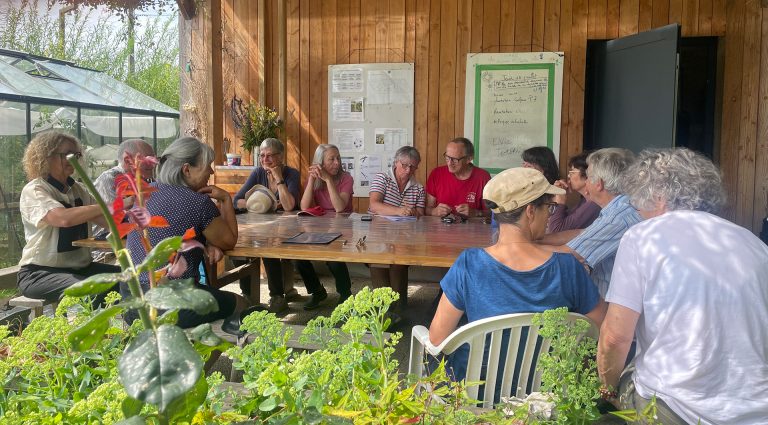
left=226, top=153, right=242, bottom=166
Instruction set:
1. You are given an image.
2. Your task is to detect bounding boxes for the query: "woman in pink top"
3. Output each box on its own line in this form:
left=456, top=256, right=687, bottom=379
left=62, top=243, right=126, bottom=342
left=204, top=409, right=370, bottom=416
left=296, top=144, right=353, bottom=309
left=301, top=144, right=354, bottom=213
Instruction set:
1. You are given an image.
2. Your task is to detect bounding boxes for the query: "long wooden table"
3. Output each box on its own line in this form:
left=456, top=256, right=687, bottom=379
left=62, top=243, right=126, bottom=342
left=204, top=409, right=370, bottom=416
left=74, top=212, right=493, bottom=303
left=233, top=212, right=492, bottom=267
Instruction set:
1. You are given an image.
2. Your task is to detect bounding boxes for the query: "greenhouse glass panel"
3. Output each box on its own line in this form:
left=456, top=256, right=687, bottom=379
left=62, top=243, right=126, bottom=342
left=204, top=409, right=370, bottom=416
left=30, top=104, right=78, bottom=136
left=41, top=62, right=176, bottom=113
left=0, top=101, right=27, bottom=136
left=0, top=101, right=27, bottom=268
left=0, top=58, right=62, bottom=99
left=156, top=119, right=180, bottom=155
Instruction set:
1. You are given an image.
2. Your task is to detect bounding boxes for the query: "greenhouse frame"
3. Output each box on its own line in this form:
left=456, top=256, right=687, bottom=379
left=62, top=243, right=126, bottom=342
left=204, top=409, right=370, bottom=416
left=0, top=48, right=180, bottom=269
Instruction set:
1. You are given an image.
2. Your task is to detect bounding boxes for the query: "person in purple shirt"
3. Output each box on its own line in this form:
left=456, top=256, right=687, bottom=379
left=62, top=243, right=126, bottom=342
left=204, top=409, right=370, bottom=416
left=547, top=152, right=601, bottom=233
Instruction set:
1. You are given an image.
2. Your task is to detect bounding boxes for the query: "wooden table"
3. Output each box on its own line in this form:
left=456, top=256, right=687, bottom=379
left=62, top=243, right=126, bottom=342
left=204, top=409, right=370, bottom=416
left=74, top=212, right=493, bottom=303
left=232, top=212, right=492, bottom=267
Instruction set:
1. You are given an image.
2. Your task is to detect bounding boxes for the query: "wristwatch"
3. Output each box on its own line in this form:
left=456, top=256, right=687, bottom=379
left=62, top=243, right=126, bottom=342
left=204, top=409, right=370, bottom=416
left=276, top=180, right=286, bottom=185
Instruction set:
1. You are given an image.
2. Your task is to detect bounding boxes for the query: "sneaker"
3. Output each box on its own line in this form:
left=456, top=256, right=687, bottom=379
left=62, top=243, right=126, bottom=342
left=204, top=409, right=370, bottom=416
left=303, top=289, right=328, bottom=310
left=268, top=296, right=288, bottom=314
left=284, top=288, right=301, bottom=302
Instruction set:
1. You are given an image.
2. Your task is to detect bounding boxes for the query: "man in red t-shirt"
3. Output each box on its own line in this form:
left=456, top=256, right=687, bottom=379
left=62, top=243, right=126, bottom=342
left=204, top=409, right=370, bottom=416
left=426, top=137, right=492, bottom=218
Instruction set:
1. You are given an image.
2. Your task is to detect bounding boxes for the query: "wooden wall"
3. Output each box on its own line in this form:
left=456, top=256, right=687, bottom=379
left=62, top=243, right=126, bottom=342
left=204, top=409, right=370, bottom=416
left=181, top=0, right=768, bottom=233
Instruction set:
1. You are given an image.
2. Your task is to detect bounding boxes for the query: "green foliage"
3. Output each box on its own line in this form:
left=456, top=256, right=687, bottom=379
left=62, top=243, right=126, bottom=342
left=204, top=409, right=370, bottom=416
left=0, top=0, right=180, bottom=109
left=232, top=100, right=284, bottom=153
left=0, top=301, right=125, bottom=424
left=227, top=287, right=503, bottom=425
left=532, top=307, right=601, bottom=424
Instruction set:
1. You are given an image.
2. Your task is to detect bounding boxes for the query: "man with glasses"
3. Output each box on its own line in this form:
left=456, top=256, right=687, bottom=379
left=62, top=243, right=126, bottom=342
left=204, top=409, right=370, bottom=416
left=537, top=148, right=641, bottom=297
left=425, top=138, right=490, bottom=218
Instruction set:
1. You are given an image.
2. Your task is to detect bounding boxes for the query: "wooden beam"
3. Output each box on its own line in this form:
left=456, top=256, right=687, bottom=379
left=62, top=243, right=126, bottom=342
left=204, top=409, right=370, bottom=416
left=176, top=0, right=197, bottom=19
left=211, top=0, right=224, bottom=165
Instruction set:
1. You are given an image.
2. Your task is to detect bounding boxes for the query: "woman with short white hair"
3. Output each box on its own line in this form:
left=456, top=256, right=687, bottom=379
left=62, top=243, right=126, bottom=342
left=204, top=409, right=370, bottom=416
left=597, top=148, right=768, bottom=424
left=296, top=144, right=354, bottom=309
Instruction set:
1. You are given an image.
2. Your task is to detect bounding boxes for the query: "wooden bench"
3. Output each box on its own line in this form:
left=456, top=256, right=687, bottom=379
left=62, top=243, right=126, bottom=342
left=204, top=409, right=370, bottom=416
left=8, top=296, right=59, bottom=319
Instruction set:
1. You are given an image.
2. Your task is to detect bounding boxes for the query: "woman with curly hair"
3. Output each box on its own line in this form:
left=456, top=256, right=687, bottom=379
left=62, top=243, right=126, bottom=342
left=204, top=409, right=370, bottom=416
left=597, top=148, right=768, bottom=424
left=17, top=131, right=119, bottom=303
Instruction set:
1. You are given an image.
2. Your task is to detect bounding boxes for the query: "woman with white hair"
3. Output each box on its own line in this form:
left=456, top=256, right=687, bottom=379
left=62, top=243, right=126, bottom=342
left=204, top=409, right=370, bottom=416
left=295, top=144, right=353, bottom=309
left=233, top=137, right=300, bottom=314
left=597, top=148, right=768, bottom=424
left=367, top=146, right=426, bottom=314
left=125, top=137, right=249, bottom=328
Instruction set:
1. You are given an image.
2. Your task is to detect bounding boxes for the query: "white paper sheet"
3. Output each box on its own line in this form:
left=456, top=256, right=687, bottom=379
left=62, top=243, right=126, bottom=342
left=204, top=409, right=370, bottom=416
left=366, top=70, right=413, bottom=105
left=331, top=68, right=363, bottom=92
left=373, top=128, right=408, bottom=153
left=357, top=154, right=383, bottom=187
left=332, top=97, right=364, bottom=121
left=333, top=128, right=365, bottom=152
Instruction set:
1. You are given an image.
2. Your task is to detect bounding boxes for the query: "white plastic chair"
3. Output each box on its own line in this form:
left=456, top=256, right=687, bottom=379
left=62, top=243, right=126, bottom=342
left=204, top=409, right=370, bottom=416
left=408, top=312, right=598, bottom=408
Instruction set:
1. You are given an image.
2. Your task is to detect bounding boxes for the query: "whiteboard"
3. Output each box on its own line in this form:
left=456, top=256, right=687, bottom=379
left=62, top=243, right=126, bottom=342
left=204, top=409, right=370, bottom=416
left=328, top=63, right=414, bottom=197
left=464, top=53, right=564, bottom=174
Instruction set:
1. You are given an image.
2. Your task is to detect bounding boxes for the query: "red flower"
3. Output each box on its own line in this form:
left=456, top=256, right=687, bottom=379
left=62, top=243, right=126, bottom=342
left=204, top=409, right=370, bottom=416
left=111, top=172, right=166, bottom=239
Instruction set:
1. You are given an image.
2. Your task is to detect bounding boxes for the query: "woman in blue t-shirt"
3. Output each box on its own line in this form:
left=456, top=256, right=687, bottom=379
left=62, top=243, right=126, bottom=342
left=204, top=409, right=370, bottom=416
left=429, top=167, right=607, bottom=383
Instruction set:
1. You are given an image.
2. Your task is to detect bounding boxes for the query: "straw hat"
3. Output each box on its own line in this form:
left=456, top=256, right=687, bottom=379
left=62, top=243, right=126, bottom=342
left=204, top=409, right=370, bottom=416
left=246, top=185, right=278, bottom=213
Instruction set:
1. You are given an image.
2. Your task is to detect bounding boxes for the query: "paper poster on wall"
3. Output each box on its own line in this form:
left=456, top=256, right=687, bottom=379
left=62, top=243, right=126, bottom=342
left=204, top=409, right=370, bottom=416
left=332, top=97, right=364, bottom=121
left=332, top=68, right=363, bottom=92
left=341, top=156, right=355, bottom=173
left=464, top=53, right=563, bottom=174
left=333, top=128, right=364, bottom=152
left=357, top=154, right=383, bottom=187
left=367, top=70, right=413, bottom=105
left=329, top=63, right=414, bottom=197
left=373, top=128, right=407, bottom=153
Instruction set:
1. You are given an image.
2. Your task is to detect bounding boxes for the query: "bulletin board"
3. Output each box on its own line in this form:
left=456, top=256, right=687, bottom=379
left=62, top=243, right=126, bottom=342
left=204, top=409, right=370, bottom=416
left=327, top=63, right=414, bottom=197
left=464, top=52, right=564, bottom=174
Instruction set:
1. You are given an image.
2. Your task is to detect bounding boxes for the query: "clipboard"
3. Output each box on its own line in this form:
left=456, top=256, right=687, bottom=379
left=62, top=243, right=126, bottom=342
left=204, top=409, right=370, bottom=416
left=282, top=232, right=342, bottom=245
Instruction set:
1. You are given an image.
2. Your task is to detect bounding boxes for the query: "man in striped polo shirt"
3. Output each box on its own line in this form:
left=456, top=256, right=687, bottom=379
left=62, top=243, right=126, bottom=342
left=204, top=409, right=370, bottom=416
left=537, top=148, right=641, bottom=297
left=368, top=146, right=426, bottom=313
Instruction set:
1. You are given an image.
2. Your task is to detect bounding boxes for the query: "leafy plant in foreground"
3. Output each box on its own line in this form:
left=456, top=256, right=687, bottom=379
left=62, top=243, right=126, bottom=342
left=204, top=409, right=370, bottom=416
left=59, top=154, right=232, bottom=424
left=532, top=307, right=601, bottom=424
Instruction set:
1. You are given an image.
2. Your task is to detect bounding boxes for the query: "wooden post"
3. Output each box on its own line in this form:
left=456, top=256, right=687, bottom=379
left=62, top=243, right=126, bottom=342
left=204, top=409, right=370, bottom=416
left=211, top=0, right=224, bottom=166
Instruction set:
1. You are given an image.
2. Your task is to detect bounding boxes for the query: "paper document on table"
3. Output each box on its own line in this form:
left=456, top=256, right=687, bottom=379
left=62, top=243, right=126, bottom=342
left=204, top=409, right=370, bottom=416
left=377, top=215, right=417, bottom=222
left=283, top=232, right=342, bottom=244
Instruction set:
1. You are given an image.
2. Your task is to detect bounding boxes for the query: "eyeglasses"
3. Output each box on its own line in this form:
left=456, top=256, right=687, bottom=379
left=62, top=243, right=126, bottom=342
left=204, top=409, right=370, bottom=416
left=543, top=202, right=558, bottom=216
left=399, top=161, right=418, bottom=171
left=53, top=151, right=83, bottom=160
left=443, top=153, right=468, bottom=164
left=567, top=170, right=582, bottom=175
left=259, top=152, right=279, bottom=160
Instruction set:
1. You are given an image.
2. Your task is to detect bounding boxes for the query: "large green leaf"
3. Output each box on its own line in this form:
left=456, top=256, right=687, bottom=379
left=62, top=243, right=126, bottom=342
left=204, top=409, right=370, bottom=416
left=144, top=279, right=218, bottom=314
left=165, top=373, right=208, bottom=422
left=135, top=236, right=182, bottom=272
left=121, top=396, right=144, bottom=418
left=64, top=271, right=131, bottom=297
left=68, top=305, right=124, bottom=351
left=118, top=325, right=203, bottom=411
left=188, top=323, right=233, bottom=359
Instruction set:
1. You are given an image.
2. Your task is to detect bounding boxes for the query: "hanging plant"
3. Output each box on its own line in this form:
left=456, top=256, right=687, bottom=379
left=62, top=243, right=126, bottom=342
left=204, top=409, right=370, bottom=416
left=231, top=97, right=284, bottom=154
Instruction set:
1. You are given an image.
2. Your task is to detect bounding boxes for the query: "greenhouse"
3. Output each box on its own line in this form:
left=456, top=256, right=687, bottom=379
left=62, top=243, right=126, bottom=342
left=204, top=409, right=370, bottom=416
left=0, top=48, right=180, bottom=268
